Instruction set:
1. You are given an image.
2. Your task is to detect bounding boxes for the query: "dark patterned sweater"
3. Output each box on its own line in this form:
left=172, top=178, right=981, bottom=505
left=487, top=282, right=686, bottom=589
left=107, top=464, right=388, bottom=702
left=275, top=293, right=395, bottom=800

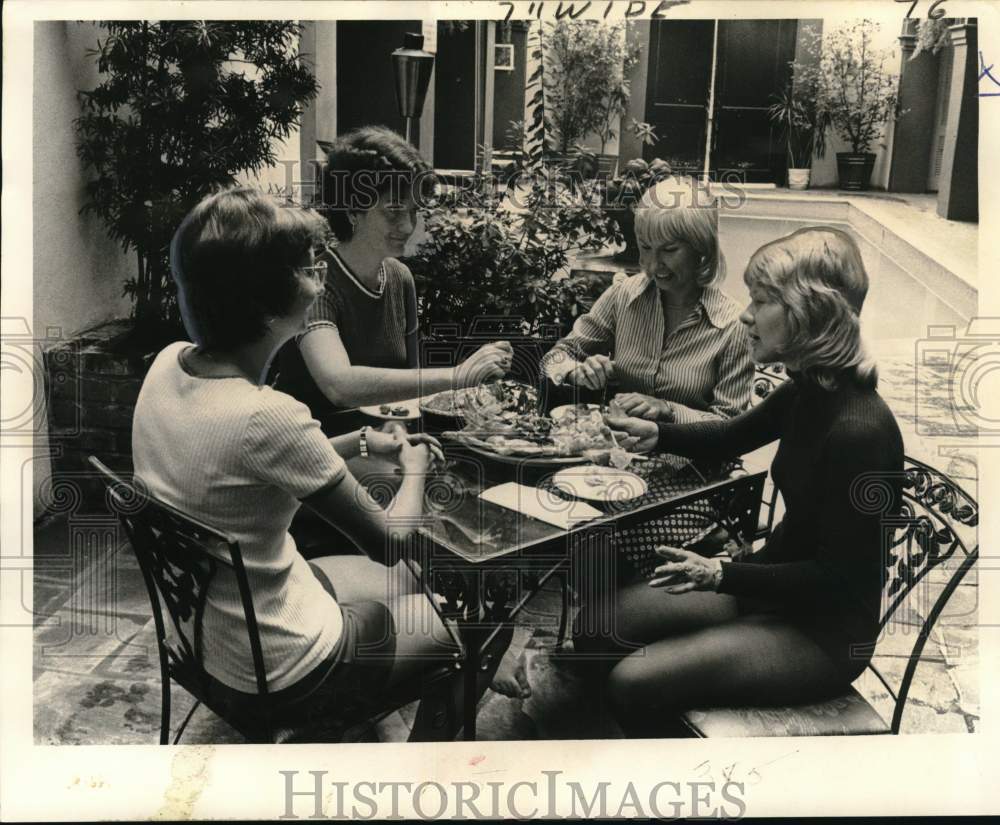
left=656, top=371, right=904, bottom=672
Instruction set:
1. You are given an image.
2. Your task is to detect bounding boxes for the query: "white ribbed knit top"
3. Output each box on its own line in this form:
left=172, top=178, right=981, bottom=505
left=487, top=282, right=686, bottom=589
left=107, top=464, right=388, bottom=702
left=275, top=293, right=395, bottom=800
left=132, top=342, right=346, bottom=692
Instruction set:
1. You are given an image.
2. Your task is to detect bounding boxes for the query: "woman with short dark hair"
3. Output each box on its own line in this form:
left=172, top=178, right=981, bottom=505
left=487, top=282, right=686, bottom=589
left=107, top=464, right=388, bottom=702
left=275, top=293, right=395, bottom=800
left=135, top=187, right=511, bottom=739
left=274, top=125, right=512, bottom=433
left=590, top=226, right=904, bottom=736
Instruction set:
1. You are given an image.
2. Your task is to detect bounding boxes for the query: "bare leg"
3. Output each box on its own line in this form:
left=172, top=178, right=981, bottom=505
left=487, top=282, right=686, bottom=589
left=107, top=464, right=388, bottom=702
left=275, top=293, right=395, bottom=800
left=489, top=625, right=533, bottom=699
left=312, top=554, right=513, bottom=741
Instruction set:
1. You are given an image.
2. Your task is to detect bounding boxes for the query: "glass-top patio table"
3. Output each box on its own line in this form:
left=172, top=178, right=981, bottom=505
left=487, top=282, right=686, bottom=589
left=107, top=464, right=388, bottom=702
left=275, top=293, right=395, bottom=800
left=402, top=446, right=767, bottom=740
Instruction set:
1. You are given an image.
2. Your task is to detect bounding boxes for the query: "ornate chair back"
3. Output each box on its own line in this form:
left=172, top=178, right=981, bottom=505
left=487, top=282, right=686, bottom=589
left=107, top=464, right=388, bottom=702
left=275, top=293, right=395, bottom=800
left=749, top=364, right=786, bottom=540
left=679, top=456, right=978, bottom=736
left=88, top=457, right=271, bottom=743
left=864, top=456, right=978, bottom=733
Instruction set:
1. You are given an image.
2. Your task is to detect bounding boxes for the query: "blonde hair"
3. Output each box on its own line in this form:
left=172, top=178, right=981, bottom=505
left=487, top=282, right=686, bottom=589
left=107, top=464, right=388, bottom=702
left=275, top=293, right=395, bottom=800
left=745, top=226, right=877, bottom=390
left=634, top=177, right=724, bottom=287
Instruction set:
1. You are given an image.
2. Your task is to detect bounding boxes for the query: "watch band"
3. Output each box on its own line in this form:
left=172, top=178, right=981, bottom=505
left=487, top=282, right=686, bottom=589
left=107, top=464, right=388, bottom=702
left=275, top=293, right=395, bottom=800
left=359, top=425, right=369, bottom=458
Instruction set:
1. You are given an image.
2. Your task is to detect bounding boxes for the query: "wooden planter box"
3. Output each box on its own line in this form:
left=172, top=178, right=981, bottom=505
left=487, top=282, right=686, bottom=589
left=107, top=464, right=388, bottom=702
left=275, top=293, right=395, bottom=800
left=43, top=320, right=157, bottom=510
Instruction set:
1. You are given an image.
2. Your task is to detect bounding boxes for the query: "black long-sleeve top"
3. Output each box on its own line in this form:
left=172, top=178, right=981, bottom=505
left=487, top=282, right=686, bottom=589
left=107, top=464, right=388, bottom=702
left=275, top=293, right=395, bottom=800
left=656, top=370, right=904, bottom=670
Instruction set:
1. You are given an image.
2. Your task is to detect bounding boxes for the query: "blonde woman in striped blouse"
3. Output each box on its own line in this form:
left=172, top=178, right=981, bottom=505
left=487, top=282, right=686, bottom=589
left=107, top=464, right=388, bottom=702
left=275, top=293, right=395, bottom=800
left=543, top=177, right=752, bottom=424
left=491, top=179, right=755, bottom=697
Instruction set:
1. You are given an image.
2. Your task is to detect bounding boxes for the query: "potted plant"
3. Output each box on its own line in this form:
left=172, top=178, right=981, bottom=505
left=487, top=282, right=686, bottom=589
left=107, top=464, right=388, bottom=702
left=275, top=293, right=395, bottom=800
left=74, top=21, right=319, bottom=348
left=54, top=21, right=318, bottom=488
left=768, top=72, right=829, bottom=190
left=808, top=20, right=902, bottom=191
left=404, top=172, right=620, bottom=335
left=602, top=154, right=672, bottom=264
left=542, top=20, right=640, bottom=166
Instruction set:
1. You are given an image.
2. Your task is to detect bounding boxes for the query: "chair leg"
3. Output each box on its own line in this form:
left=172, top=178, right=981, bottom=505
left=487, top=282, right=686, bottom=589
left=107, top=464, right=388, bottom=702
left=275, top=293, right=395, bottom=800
left=159, top=667, right=171, bottom=745
left=173, top=700, right=202, bottom=745
left=556, top=572, right=570, bottom=648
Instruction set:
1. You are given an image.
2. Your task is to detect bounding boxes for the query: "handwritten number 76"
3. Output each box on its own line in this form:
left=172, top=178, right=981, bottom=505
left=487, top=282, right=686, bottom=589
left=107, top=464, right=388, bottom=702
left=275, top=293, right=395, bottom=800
left=896, top=0, right=947, bottom=19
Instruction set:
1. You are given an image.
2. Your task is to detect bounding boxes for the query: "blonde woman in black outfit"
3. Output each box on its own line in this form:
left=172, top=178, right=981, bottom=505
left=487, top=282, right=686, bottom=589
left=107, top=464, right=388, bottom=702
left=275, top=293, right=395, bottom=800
left=589, top=226, right=904, bottom=736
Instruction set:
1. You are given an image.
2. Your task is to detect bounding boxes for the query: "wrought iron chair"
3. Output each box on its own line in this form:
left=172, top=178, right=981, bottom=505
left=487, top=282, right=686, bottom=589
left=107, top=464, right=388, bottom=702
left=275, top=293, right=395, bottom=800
left=749, top=364, right=786, bottom=541
left=680, top=455, right=979, bottom=736
left=89, top=457, right=457, bottom=744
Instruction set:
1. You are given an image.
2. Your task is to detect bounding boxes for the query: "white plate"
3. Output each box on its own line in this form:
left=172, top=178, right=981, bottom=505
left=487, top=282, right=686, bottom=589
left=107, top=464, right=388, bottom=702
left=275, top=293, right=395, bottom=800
left=359, top=399, right=422, bottom=421
left=549, top=403, right=603, bottom=421
left=552, top=465, right=648, bottom=502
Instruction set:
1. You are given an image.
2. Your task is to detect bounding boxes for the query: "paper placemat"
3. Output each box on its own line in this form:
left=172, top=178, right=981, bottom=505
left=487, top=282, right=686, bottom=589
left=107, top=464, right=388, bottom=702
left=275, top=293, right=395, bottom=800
left=479, top=482, right=603, bottom=530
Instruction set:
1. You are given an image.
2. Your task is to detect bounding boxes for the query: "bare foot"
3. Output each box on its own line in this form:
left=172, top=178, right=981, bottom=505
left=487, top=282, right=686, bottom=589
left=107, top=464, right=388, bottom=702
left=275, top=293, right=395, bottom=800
left=490, top=648, right=532, bottom=699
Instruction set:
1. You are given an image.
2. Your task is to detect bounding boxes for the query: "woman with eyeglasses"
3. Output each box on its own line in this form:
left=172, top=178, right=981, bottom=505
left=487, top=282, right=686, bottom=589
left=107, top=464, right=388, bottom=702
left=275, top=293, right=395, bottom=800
left=274, top=125, right=513, bottom=434
left=133, top=187, right=512, bottom=740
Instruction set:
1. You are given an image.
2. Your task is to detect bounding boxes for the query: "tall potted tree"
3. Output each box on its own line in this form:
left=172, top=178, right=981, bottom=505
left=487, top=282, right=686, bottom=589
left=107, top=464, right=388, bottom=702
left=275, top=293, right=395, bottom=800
left=542, top=20, right=640, bottom=168
left=74, top=21, right=320, bottom=349
left=813, top=19, right=902, bottom=191
left=52, top=21, right=319, bottom=491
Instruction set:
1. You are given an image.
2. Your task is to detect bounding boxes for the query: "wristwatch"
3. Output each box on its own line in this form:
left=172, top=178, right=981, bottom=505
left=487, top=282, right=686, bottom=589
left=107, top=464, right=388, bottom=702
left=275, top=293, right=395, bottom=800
left=359, top=425, right=369, bottom=458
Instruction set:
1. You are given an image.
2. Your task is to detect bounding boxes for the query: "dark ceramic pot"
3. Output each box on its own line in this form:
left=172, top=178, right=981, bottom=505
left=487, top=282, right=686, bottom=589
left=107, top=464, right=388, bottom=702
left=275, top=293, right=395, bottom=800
left=836, top=152, right=877, bottom=191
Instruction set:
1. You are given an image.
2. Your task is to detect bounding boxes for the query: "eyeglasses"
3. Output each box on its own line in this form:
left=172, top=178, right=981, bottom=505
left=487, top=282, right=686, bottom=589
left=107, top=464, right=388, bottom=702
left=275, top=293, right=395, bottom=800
left=300, top=260, right=328, bottom=279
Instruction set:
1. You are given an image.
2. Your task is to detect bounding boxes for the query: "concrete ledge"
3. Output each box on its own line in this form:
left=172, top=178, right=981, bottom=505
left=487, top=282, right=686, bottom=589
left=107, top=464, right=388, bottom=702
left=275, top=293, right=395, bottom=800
left=720, top=189, right=977, bottom=322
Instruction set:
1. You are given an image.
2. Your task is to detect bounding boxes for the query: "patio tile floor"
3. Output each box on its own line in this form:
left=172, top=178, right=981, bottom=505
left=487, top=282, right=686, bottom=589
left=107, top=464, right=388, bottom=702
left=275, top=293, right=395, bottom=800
left=32, top=519, right=978, bottom=744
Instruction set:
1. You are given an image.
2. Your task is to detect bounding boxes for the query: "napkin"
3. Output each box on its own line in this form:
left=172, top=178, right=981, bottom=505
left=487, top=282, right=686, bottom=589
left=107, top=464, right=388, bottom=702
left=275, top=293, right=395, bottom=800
left=479, top=482, right=603, bottom=530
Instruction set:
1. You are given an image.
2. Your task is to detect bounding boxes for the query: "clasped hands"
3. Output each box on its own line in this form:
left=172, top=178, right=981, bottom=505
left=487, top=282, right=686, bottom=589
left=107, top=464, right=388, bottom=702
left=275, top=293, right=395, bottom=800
left=365, top=423, right=445, bottom=473
left=648, top=546, right=724, bottom=593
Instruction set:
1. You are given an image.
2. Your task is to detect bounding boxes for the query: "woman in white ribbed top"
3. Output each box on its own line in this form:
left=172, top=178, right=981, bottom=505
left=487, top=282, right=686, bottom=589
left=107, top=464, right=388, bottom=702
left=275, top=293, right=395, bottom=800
left=133, top=187, right=511, bottom=740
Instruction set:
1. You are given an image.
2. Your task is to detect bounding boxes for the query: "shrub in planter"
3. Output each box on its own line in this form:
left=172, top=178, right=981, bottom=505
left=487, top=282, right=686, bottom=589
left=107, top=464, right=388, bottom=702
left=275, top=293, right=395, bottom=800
left=404, top=173, right=621, bottom=339
left=804, top=20, right=902, bottom=191
left=768, top=72, right=830, bottom=189
left=74, top=21, right=319, bottom=347
left=54, top=22, right=318, bottom=495
left=542, top=20, right=642, bottom=155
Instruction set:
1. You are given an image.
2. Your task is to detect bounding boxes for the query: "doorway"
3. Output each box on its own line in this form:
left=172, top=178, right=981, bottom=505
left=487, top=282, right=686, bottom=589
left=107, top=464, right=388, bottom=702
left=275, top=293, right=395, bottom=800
left=644, top=20, right=798, bottom=182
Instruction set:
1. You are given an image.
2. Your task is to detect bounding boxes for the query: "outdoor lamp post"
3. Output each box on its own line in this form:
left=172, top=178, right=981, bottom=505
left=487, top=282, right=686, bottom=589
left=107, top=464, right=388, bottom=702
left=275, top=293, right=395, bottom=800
left=391, top=32, right=435, bottom=145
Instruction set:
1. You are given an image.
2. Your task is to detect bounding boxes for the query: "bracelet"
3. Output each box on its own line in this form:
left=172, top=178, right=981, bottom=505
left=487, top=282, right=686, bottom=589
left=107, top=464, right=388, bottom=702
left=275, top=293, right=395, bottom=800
left=359, top=425, right=369, bottom=459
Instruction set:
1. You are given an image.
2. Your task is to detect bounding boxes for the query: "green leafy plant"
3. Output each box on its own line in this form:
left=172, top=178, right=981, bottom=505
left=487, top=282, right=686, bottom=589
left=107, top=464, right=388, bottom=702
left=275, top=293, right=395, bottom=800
left=404, top=176, right=621, bottom=334
left=542, top=21, right=644, bottom=155
left=768, top=74, right=830, bottom=168
left=807, top=20, right=902, bottom=154
left=629, top=118, right=659, bottom=148
left=523, top=24, right=548, bottom=170
left=74, top=21, right=319, bottom=343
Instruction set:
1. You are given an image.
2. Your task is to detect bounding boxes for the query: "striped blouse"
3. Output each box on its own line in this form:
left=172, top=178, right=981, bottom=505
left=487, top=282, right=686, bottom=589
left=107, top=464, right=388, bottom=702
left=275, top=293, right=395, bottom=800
left=542, top=274, right=753, bottom=423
